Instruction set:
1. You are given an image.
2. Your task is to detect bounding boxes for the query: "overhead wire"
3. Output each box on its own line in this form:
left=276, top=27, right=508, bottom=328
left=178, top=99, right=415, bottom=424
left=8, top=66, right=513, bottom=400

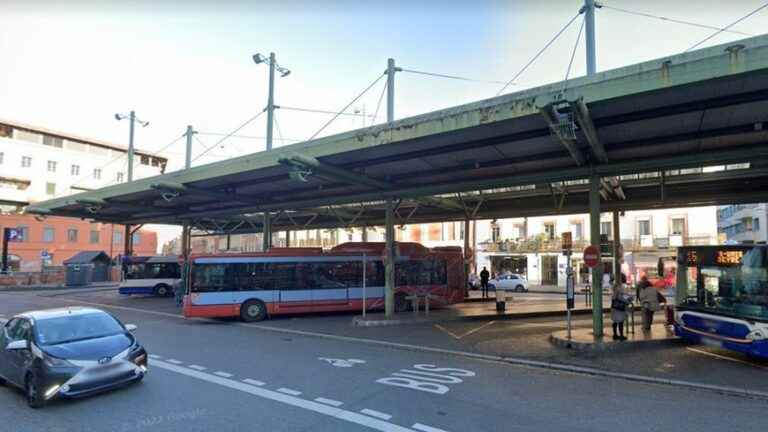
left=306, top=73, right=386, bottom=141
left=196, top=132, right=301, bottom=142
left=561, top=16, right=586, bottom=94
left=602, top=4, right=752, bottom=36
left=191, top=109, right=266, bottom=163
left=400, top=69, right=508, bottom=85
left=496, top=10, right=582, bottom=96
left=279, top=106, right=374, bottom=118
left=370, top=79, right=388, bottom=126
left=686, top=2, right=768, bottom=52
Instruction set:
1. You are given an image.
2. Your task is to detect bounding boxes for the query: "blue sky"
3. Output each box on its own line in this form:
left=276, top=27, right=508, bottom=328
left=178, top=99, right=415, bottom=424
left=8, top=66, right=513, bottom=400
left=1, top=0, right=767, bottom=169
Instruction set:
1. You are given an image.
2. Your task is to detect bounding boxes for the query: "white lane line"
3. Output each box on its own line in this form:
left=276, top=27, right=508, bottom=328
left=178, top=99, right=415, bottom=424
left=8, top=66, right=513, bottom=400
left=413, top=423, right=448, bottom=432
left=214, top=371, right=234, bottom=378
left=361, top=409, right=393, bottom=421
left=166, top=359, right=183, bottom=365
left=277, top=387, right=302, bottom=396
left=243, top=378, right=265, bottom=386
left=151, top=360, right=418, bottom=432
left=188, top=365, right=207, bottom=371
left=149, top=354, right=162, bottom=359
left=315, top=397, right=343, bottom=407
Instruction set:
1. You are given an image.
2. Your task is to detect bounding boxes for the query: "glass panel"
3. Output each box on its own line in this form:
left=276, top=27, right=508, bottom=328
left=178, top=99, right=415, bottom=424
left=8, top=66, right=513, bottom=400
left=34, top=313, right=124, bottom=345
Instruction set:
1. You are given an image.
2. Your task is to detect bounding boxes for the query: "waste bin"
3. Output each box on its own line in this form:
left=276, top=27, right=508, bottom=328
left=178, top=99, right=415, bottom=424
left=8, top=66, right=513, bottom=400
left=495, top=286, right=507, bottom=312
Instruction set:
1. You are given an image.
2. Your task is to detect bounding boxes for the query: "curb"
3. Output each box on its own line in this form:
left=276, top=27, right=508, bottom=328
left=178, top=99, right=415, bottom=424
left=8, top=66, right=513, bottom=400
left=352, top=308, right=598, bottom=327
left=0, top=284, right=118, bottom=293
left=549, top=332, right=679, bottom=352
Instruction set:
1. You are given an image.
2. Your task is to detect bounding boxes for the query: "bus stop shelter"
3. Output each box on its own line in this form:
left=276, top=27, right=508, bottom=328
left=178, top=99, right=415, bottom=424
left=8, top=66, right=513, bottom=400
left=28, top=35, right=768, bottom=335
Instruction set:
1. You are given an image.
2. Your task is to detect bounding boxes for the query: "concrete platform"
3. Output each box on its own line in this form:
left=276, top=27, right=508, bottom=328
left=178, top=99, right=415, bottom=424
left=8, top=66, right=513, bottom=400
left=550, top=323, right=677, bottom=351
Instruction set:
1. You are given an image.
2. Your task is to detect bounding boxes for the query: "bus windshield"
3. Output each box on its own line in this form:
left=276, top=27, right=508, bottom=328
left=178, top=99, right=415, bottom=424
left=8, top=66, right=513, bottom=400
left=678, top=247, right=768, bottom=321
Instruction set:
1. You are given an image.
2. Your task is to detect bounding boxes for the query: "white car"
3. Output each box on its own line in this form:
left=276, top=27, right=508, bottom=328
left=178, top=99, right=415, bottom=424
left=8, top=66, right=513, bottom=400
left=488, top=274, right=529, bottom=292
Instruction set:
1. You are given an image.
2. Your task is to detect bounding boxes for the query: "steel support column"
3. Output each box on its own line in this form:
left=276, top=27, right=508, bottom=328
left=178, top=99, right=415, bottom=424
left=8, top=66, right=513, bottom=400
left=589, top=173, right=604, bottom=336
left=285, top=230, right=291, bottom=247
left=584, top=0, right=597, bottom=76
left=384, top=199, right=396, bottom=316
left=612, top=210, right=621, bottom=285
left=361, top=224, right=368, bottom=242
left=123, top=224, right=132, bottom=257
left=463, top=218, right=471, bottom=296
left=262, top=212, right=272, bottom=251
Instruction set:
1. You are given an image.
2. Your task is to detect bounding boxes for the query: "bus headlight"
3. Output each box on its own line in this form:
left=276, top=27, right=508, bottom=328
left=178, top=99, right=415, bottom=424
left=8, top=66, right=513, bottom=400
left=747, top=330, right=766, bottom=341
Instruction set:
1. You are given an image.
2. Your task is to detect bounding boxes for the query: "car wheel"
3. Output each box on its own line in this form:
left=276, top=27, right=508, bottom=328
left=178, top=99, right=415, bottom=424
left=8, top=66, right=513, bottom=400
left=515, top=285, right=525, bottom=292
left=240, top=300, right=267, bottom=322
left=154, top=284, right=170, bottom=297
left=25, top=374, right=45, bottom=409
left=394, top=293, right=410, bottom=312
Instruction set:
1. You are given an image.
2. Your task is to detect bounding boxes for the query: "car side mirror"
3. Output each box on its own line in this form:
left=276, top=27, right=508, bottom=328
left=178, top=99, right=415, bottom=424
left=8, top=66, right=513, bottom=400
left=125, top=324, right=137, bottom=332
left=6, top=340, right=28, bottom=351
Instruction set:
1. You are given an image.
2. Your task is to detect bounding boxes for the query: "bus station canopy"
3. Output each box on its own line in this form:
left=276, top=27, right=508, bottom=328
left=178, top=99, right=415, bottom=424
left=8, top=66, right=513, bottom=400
left=28, top=35, right=768, bottom=234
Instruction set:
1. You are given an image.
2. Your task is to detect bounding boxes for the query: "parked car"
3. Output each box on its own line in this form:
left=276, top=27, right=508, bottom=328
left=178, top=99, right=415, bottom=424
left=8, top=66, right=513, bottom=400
left=488, top=273, right=529, bottom=292
left=0, top=307, right=147, bottom=408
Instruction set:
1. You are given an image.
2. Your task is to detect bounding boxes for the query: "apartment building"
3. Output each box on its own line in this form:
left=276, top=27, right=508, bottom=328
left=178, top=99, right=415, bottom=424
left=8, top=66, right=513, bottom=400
left=717, top=204, right=768, bottom=244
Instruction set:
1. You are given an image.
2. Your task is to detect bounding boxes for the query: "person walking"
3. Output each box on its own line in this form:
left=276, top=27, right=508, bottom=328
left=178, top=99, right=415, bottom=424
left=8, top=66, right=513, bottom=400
left=637, top=276, right=663, bottom=331
left=480, top=267, right=490, bottom=299
left=611, top=282, right=631, bottom=341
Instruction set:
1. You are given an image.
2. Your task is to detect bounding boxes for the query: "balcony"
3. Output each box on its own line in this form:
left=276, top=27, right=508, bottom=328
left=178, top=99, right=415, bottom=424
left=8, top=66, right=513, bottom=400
left=479, top=235, right=718, bottom=254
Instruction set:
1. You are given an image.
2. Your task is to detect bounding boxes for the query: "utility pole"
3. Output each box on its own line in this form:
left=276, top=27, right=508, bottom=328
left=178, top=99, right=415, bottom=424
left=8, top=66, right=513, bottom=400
left=584, top=0, right=597, bottom=76
left=253, top=52, right=290, bottom=151
left=184, top=125, right=195, bottom=169
left=115, top=110, right=148, bottom=257
left=386, top=58, right=401, bottom=123
left=178, top=125, right=195, bottom=308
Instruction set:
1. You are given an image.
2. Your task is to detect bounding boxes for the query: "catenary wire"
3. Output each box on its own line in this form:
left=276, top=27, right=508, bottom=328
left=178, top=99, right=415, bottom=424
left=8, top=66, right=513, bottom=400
left=686, top=2, right=768, bottom=52
left=306, top=73, right=385, bottom=141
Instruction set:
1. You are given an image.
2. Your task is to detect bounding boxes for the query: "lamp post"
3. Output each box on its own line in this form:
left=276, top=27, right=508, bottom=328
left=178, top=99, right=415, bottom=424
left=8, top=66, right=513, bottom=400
left=252, top=52, right=290, bottom=151
left=114, top=110, right=148, bottom=257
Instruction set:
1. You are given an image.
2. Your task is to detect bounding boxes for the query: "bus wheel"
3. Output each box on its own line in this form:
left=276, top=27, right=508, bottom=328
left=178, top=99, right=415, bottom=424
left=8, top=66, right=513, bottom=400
left=154, top=284, right=170, bottom=297
left=241, top=300, right=267, bottom=322
left=394, top=293, right=410, bottom=313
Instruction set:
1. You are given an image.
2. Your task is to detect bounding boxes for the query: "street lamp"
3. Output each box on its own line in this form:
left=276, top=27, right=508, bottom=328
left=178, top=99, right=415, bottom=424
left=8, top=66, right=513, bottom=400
left=114, top=110, right=149, bottom=182
left=252, top=52, right=290, bottom=151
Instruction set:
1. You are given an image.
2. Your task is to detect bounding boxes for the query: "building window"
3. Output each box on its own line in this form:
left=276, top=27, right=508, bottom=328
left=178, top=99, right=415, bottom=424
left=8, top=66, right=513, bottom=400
left=47, top=160, right=57, bottom=172
left=671, top=218, right=685, bottom=236
left=67, top=228, right=78, bottom=242
left=600, top=221, right=612, bottom=240
left=132, top=232, right=141, bottom=245
left=571, top=221, right=583, bottom=240
left=18, top=226, right=29, bottom=242
left=45, top=182, right=56, bottom=195
left=21, top=156, right=32, bottom=168
left=113, top=231, right=123, bottom=244
left=638, top=219, right=651, bottom=236
left=43, top=135, right=63, bottom=148
left=0, top=124, right=11, bottom=138
left=116, top=172, right=124, bottom=183
left=71, top=164, right=80, bottom=176
left=140, top=155, right=150, bottom=165
left=93, top=168, right=102, bottom=179
left=43, top=227, right=55, bottom=242
left=15, top=130, right=41, bottom=143
left=544, top=222, right=556, bottom=241
left=90, top=230, right=100, bottom=244
left=755, top=218, right=761, bottom=232
left=0, top=152, right=3, bottom=164
left=491, top=221, right=500, bottom=242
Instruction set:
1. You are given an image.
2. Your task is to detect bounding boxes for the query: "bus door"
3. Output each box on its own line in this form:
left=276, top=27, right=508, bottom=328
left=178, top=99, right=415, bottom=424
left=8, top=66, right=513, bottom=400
left=276, top=262, right=313, bottom=311
left=311, top=262, right=350, bottom=309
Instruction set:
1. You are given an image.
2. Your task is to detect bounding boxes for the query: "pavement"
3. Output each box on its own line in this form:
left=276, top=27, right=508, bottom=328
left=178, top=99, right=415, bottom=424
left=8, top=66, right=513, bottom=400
left=1, top=289, right=767, bottom=431
left=550, top=323, right=678, bottom=351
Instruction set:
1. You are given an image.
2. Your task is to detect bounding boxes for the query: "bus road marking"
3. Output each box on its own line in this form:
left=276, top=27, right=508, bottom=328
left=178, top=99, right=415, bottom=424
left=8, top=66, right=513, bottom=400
left=277, top=387, right=302, bottom=396
left=315, top=397, right=343, bottom=407
left=686, top=347, right=768, bottom=370
left=413, top=423, right=448, bottom=432
left=151, top=359, right=435, bottom=432
left=361, top=409, right=392, bottom=420
left=434, top=321, right=496, bottom=340
left=189, top=365, right=207, bottom=371
left=243, top=379, right=265, bottom=386
left=214, top=371, right=234, bottom=378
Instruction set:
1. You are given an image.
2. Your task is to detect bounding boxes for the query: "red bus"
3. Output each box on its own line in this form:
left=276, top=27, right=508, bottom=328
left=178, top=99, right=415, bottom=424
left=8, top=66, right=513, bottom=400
left=182, top=242, right=465, bottom=321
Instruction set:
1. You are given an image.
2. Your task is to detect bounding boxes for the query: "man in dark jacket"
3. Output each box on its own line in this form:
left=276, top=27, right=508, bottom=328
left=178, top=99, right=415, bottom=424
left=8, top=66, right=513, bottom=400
left=480, top=267, right=490, bottom=298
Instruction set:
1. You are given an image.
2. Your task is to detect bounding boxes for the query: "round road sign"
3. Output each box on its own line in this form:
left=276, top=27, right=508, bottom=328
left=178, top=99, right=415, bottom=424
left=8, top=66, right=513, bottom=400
left=583, top=245, right=600, bottom=268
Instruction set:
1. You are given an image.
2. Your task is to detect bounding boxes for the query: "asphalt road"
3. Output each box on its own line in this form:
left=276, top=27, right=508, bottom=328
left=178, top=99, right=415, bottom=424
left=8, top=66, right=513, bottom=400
left=0, top=290, right=766, bottom=432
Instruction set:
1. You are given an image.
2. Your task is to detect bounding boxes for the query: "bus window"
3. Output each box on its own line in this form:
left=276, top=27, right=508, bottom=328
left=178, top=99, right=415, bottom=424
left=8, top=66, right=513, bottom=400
left=192, top=264, right=231, bottom=292
left=365, top=261, right=385, bottom=287
left=262, top=262, right=297, bottom=290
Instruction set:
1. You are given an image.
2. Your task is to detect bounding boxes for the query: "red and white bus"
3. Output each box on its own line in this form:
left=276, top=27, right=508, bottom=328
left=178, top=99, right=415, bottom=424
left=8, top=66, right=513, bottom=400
left=182, top=242, right=465, bottom=321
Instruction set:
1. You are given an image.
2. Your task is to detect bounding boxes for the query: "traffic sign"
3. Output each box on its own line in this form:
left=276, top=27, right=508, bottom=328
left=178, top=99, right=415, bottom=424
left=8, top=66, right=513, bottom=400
left=40, top=249, right=50, bottom=259
left=6, top=228, right=22, bottom=242
left=583, top=245, right=601, bottom=268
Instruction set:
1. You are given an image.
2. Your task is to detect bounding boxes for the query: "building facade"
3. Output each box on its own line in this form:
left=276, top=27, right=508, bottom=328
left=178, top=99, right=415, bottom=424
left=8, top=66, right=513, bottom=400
left=0, top=119, right=165, bottom=271
left=717, top=204, right=768, bottom=244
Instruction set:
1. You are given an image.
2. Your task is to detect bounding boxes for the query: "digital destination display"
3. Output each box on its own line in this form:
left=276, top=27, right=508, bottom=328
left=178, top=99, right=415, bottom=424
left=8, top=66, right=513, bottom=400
left=715, top=250, right=744, bottom=266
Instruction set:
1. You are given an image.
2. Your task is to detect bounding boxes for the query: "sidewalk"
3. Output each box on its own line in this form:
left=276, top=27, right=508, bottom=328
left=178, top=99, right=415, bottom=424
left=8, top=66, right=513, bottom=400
left=0, top=282, right=119, bottom=293
left=550, top=323, right=677, bottom=351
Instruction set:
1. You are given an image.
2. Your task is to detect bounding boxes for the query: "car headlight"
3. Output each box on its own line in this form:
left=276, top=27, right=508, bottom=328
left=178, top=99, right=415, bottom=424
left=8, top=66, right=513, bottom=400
left=44, top=354, right=74, bottom=368
left=747, top=330, right=766, bottom=341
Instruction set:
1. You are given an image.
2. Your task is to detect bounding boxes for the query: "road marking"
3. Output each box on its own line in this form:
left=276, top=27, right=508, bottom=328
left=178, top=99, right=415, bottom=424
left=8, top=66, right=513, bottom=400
left=214, top=371, right=234, bottom=378
left=151, top=360, right=424, bottom=432
left=318, top=357, right=366, bottom=367
left=686, top=347, right=768, bottom=370
left=315, top=397, right=343, bottom=407
left=361, top=409, right=392, bottom=420
left=413, top=423, right=448, bottom=432
left=434, top=321, right=496, bottom=339
left=243, top=378, right=265, bottom=386
left=277, top=387, right=302, bottom=396
left=188, top=365, right=207, bottom=371
left=166, top=359, right=183, bottom=365
left=149, top=354, right=162, bottom=359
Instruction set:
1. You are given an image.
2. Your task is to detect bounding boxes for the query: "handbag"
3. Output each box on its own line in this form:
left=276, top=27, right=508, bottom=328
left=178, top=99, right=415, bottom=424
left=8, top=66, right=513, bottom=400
left=611, top=297, right=626, bottom=311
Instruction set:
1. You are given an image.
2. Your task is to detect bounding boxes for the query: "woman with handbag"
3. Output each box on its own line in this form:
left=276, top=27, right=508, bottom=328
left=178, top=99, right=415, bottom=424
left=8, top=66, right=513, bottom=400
left=611, top=282, right=631, bottom=341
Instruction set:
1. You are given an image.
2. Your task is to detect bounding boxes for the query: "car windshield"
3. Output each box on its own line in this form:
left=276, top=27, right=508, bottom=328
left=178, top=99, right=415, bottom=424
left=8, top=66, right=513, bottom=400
left=34, top=313, right=125, bottom=346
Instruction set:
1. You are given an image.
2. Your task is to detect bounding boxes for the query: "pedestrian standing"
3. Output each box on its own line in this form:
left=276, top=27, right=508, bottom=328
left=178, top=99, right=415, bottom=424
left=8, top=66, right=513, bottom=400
left=637, top=276, right=661, bottom=331
left=480, top=267, right=490, bottom=299
left=611, top=283, right=631, bottom=341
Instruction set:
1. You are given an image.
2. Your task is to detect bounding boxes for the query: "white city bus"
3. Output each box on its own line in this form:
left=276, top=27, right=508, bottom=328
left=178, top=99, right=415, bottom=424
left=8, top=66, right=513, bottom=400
left=119, top=255, right=181, bottom=297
